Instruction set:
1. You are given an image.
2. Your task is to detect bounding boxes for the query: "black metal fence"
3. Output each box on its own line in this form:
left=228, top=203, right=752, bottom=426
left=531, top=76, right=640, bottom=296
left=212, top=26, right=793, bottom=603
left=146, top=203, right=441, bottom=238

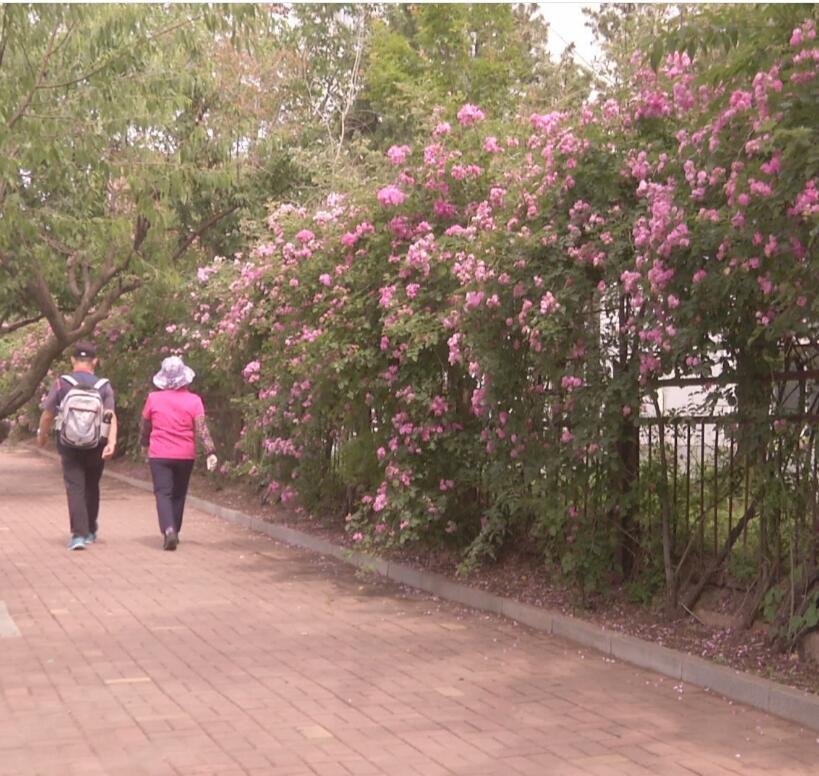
left=639, top=414, right=818, bottom=568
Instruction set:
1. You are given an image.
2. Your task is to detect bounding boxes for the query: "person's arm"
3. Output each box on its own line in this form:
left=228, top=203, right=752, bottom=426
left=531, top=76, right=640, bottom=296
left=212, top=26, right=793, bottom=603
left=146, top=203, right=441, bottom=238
left=195, top=414, right=218, bottom=471
left=102, top=413, right=118, bottom=460
left=38, top=379, right=61, bottom=446
left=100, top=384, right=117, bottom=459
left=194, top=415, right=215, bottom=455
left=138, top=395, right=153, bottom=459
left=139, top=415, right=152, bottom=456
left=37, top=410, right=55, bottom=447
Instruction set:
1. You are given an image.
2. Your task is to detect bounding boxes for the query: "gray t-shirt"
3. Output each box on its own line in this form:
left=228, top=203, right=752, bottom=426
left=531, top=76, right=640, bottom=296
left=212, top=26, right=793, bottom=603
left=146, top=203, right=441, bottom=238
left=43, top=370, right=115, bottom=413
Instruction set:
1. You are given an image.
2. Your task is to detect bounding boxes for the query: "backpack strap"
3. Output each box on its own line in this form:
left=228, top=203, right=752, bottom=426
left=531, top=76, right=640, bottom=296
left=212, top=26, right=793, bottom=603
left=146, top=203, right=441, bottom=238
left=61, top=374, right=79, bottom=387
left=93, top=378, right=109, bottom=390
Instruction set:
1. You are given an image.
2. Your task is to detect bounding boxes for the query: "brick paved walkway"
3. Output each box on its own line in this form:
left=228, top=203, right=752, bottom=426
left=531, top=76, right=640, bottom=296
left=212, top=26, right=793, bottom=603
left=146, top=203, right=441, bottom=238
left=1, top=445, right=817, bottom=776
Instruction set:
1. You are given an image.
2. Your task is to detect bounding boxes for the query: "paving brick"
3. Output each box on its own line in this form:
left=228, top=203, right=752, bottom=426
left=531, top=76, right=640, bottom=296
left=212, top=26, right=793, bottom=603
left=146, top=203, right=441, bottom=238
left=1, top=445, right=817, bottom=776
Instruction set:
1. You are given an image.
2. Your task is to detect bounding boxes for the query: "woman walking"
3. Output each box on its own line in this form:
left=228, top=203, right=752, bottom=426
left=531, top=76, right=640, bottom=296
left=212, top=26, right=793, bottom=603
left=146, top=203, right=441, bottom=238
left=140, top=356, right=217, bottom=550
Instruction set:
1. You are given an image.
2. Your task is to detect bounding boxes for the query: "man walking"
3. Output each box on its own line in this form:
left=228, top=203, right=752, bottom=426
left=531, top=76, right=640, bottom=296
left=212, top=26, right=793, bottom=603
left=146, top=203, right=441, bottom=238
left=37, top=341, right=117, bottom=550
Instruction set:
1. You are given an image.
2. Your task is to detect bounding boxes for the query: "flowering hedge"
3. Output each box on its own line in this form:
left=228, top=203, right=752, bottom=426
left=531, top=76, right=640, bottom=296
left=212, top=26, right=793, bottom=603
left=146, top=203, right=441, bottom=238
left=57, top=19, right=813, bottom=614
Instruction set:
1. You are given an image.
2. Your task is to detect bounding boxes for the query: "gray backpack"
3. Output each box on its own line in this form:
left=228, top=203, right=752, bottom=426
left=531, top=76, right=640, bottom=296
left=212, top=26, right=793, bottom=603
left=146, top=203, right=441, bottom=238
left=56, top=375, right=109, bottom=449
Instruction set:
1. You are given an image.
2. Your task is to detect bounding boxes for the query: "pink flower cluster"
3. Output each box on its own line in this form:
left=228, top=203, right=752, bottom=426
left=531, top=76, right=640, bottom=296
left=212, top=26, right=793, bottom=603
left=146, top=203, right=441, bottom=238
left=456, top=103, right=485, bottom=126
left=377, top=185, right=406, bottom=207
left=387, top=144, right=411, bottom=166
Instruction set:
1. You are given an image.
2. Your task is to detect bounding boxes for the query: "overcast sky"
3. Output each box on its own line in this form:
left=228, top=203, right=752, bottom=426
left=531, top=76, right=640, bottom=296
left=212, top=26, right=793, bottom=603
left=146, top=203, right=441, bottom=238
left=537, top=2, right=602, bottom=68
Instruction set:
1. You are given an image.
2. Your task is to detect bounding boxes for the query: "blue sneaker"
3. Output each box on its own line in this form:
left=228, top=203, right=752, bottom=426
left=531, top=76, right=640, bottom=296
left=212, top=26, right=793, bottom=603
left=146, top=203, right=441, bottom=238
left=67, top=536, right=86, bottom=551
left=85, top=532, right=97, bottom=544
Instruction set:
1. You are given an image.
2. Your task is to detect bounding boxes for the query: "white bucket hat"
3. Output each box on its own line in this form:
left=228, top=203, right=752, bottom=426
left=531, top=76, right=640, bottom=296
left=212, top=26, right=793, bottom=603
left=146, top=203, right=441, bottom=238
left=153, top=356, right=195, bottom=390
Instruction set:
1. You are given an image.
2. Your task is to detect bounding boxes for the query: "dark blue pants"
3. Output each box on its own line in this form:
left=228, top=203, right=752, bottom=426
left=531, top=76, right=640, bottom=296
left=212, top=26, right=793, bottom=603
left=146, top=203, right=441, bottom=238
left=149, top=458, right=194, bottom=535
left=58, top=442, right=105, bottom=538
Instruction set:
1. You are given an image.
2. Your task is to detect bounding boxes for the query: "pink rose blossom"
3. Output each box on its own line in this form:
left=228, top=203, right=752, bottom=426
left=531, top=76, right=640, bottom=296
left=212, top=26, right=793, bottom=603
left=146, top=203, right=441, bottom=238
left=430, top=396, right=448, bottom=416
left=465, top=290, right=485, bottom=310
left=386, top=144, right=411, bottom=166
left=561, top=376, right=583, bottom=392
left=241, top=360, right=261, bottom=383
left=540, top=292, right=560, bottom=314
left=457, top=103, right=485, bottom=126
left=377, top=185, right=406, bottom=207
left=757, top=275, right=773, bottom=295
left=433, top=199, right=457, bottom=219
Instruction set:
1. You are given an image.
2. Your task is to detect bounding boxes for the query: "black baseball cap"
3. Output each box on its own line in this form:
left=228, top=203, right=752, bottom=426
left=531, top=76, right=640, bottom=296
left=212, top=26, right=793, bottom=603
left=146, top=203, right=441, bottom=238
left=73, top=341, right=97, bottom=359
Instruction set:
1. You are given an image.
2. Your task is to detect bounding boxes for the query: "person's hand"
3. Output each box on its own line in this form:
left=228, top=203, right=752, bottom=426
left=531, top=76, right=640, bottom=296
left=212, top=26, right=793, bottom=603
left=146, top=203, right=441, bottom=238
left=206, top=453, right=218, bottom=472
left=37, top=433, right=48, bottom=448
left=141, top=446, right=149, bottom=463
left=102, top=442, right=116, bottom=460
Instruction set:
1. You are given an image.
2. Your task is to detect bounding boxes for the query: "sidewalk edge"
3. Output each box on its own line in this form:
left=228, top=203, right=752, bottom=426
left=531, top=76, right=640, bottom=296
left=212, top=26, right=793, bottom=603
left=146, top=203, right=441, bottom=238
left=35, top=449, right=819, bottom=731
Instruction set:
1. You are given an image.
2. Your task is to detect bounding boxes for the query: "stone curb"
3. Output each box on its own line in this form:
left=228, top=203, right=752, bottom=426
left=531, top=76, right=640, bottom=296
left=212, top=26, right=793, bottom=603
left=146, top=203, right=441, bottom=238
left=34, top=449, right=819, bottom=731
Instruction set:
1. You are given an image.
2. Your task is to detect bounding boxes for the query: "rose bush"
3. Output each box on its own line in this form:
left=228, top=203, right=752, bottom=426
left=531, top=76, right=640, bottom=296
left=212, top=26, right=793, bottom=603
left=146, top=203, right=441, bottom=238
left=159, top=19, right=817, bottom=602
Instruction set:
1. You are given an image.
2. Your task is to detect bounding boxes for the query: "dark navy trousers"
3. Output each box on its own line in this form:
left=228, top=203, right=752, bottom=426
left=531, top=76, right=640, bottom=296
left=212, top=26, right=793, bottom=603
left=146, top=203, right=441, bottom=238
left=58, top=442, right=105, bottom=538
left=149, top=458, right=194, bottom=535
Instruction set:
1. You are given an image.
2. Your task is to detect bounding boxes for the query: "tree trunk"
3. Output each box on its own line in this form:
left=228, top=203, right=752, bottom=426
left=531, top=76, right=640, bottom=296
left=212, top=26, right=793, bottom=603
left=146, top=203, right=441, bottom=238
left=611, top=292, right=640, bottom=579
left=652, top=394, right=678, bottom=614
left=613, top=414, right=640, bottom=578
left=734, top=342, right=771, bottom=459
left=0, top=332, right=70, bottom=423
left=683, top=495, right=759, bottom=612
left=740, top=567, right=772, bottom=630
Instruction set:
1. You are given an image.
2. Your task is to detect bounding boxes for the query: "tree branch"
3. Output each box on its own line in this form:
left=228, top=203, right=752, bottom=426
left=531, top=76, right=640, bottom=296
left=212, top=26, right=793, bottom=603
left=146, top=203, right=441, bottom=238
left=335, top=8, right=367, bottom=163
left=38, top=230, right=76, bottom=257
left=66, top=255, right=81, bottom=300
left=25, top=267, right=69, bottom=343
left=34, top=16, right=198, bottom=91
left=82, top=277, right=141, bottom=329
left=133, top=214, right=150, bottom=253
left=171, top=206, right=238, bottom=262
left=0, top=268, right=142, bottom=422
left=69, top=245, right=123, bottom=329
left=0, top=314, right=44, bottom=336
left=38, top=229, right=84, bottom=300
left=0, top=6, right=10, bottom=71
left=6, top=21, right=60, bottom=130
left=0, top=332, right=68, bottom=420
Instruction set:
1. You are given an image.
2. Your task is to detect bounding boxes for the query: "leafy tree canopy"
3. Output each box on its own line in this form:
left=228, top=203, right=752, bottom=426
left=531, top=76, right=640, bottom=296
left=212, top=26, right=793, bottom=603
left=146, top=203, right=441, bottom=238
left=0, top=3, right=300, bottom=418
